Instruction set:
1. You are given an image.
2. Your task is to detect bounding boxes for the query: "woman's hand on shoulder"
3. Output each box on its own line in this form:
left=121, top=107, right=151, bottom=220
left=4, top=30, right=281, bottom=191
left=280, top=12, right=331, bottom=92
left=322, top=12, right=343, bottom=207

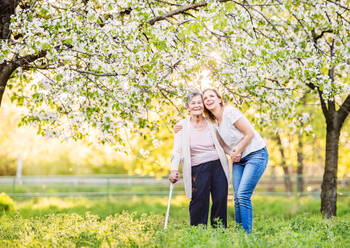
left=173, top=120, right=184, bottom=134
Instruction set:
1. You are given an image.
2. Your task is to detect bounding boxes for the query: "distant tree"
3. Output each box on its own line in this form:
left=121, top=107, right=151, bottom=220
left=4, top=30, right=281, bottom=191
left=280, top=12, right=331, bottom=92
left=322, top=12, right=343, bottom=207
left=274, top=134, right=293, bottom=194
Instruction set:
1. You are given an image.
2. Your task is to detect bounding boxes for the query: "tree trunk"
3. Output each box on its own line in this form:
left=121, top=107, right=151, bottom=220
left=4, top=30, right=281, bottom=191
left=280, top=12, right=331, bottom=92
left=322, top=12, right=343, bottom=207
left=319, top=61, right=350, bottom=218
left=0, top=0, right=20, bottom=107
left=321, top=124, right=340, bottom=218
left=275, top=134, right=293, bottom=193
left=0, top=63, right=14, bottom=106
left=0, top=0, right=19, bottom=39
left=296, top=131, right=304, bottom=193
left=267, top=164, right=276, bottom=192
left=0, top=1, right=48, bottom=107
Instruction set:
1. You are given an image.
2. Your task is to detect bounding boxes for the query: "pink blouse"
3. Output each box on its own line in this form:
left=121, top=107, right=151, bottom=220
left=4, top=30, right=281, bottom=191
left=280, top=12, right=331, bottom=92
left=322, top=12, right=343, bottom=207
left=189, top=123, right=219, bottom=166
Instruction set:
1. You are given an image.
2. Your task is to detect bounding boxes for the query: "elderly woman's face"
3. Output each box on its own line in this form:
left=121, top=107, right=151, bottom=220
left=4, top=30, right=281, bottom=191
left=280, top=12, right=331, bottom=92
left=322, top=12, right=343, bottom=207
left=188, top=95, right=204, bottom=116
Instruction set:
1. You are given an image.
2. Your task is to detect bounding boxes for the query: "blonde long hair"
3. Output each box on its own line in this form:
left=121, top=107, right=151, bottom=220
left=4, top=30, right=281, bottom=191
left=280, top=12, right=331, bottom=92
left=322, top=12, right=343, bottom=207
left=202, top=88, right=224, bottom=122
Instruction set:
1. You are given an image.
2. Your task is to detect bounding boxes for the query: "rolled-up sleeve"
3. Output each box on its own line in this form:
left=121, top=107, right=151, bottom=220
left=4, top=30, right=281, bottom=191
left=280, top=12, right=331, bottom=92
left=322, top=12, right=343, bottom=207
left=226, top=106, right=243, bottom=124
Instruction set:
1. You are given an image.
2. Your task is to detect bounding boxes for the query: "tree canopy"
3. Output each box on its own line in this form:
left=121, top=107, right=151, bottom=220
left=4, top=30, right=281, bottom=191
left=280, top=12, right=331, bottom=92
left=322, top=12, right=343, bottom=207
left=1, top=0, right=347, bottom=143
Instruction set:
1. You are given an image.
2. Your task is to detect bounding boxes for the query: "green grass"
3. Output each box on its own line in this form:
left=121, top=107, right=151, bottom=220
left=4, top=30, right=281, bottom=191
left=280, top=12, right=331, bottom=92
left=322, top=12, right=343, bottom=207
left=1, top=196, right=350, bottom=247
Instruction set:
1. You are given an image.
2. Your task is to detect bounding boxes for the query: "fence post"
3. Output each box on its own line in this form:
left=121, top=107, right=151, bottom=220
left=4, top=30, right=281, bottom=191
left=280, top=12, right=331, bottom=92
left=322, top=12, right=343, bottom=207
left=295, top=174, right=299, bottom=198
left=12, top=176, right=16, bottom=194
left=106, top=177, right=110, bottom=201
left=16, top=155, right=23, bottom=185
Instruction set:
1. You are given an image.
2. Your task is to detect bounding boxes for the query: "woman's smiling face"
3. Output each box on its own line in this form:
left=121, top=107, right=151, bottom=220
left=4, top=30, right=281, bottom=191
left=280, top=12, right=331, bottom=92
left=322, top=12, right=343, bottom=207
left=187, top=95, right=204, bottom=116
left=203, top=89, right=222, bottom=110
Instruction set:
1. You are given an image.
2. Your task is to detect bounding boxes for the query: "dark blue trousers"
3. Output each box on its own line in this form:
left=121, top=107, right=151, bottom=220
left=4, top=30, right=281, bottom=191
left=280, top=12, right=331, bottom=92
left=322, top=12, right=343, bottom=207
left=189, top=159, right=228, bottom=228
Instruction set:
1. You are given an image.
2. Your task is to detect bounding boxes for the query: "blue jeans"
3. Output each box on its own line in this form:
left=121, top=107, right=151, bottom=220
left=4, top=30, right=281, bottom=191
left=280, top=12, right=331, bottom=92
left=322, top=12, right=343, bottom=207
left=233, top=147, right=268, bottom=233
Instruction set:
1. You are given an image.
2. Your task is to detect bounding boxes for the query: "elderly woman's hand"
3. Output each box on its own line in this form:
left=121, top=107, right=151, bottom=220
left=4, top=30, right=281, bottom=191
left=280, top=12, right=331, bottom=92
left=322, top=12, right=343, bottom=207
left=169, top=170, right=180, bottom=183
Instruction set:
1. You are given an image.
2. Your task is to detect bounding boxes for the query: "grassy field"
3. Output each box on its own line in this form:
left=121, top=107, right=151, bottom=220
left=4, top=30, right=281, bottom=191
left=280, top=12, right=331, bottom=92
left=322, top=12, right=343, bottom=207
left=1, top=195, right=350, bottom=247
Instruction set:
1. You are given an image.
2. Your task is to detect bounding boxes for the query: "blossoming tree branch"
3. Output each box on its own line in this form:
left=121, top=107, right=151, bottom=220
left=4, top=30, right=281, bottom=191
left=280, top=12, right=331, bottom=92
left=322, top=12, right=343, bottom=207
left=1, top=0, right=349, bottom=218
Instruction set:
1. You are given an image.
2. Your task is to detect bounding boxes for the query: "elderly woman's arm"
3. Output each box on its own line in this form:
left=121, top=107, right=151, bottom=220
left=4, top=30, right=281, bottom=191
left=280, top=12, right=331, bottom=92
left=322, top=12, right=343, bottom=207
left=169, top=126, right=183, bottom=183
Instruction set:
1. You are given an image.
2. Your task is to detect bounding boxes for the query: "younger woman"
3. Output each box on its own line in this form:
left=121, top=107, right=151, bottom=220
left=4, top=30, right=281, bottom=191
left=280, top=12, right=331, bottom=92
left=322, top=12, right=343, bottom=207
left=203, top=88, right=268, bottom=233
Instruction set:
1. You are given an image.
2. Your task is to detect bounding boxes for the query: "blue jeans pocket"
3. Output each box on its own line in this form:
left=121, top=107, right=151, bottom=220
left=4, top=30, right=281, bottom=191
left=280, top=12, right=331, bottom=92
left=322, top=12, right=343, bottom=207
left=245, top=147, right=268, bottom=161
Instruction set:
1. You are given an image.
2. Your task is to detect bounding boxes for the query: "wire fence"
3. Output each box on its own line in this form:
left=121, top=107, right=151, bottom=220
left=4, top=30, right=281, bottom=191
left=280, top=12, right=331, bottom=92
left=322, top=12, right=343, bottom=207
left=0, top=174, right=349, bottom=199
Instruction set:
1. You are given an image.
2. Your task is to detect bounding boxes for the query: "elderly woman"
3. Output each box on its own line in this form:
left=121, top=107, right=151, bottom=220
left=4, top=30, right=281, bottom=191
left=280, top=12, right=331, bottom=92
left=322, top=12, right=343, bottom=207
left=169, top=91, right=230, bottom=227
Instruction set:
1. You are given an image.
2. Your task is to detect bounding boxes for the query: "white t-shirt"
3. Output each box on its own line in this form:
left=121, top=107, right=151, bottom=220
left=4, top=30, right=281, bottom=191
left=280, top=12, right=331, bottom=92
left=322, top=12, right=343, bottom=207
left=217, top=106, right=266, bottom=158
left=189, top=123, right=219, bottom=166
